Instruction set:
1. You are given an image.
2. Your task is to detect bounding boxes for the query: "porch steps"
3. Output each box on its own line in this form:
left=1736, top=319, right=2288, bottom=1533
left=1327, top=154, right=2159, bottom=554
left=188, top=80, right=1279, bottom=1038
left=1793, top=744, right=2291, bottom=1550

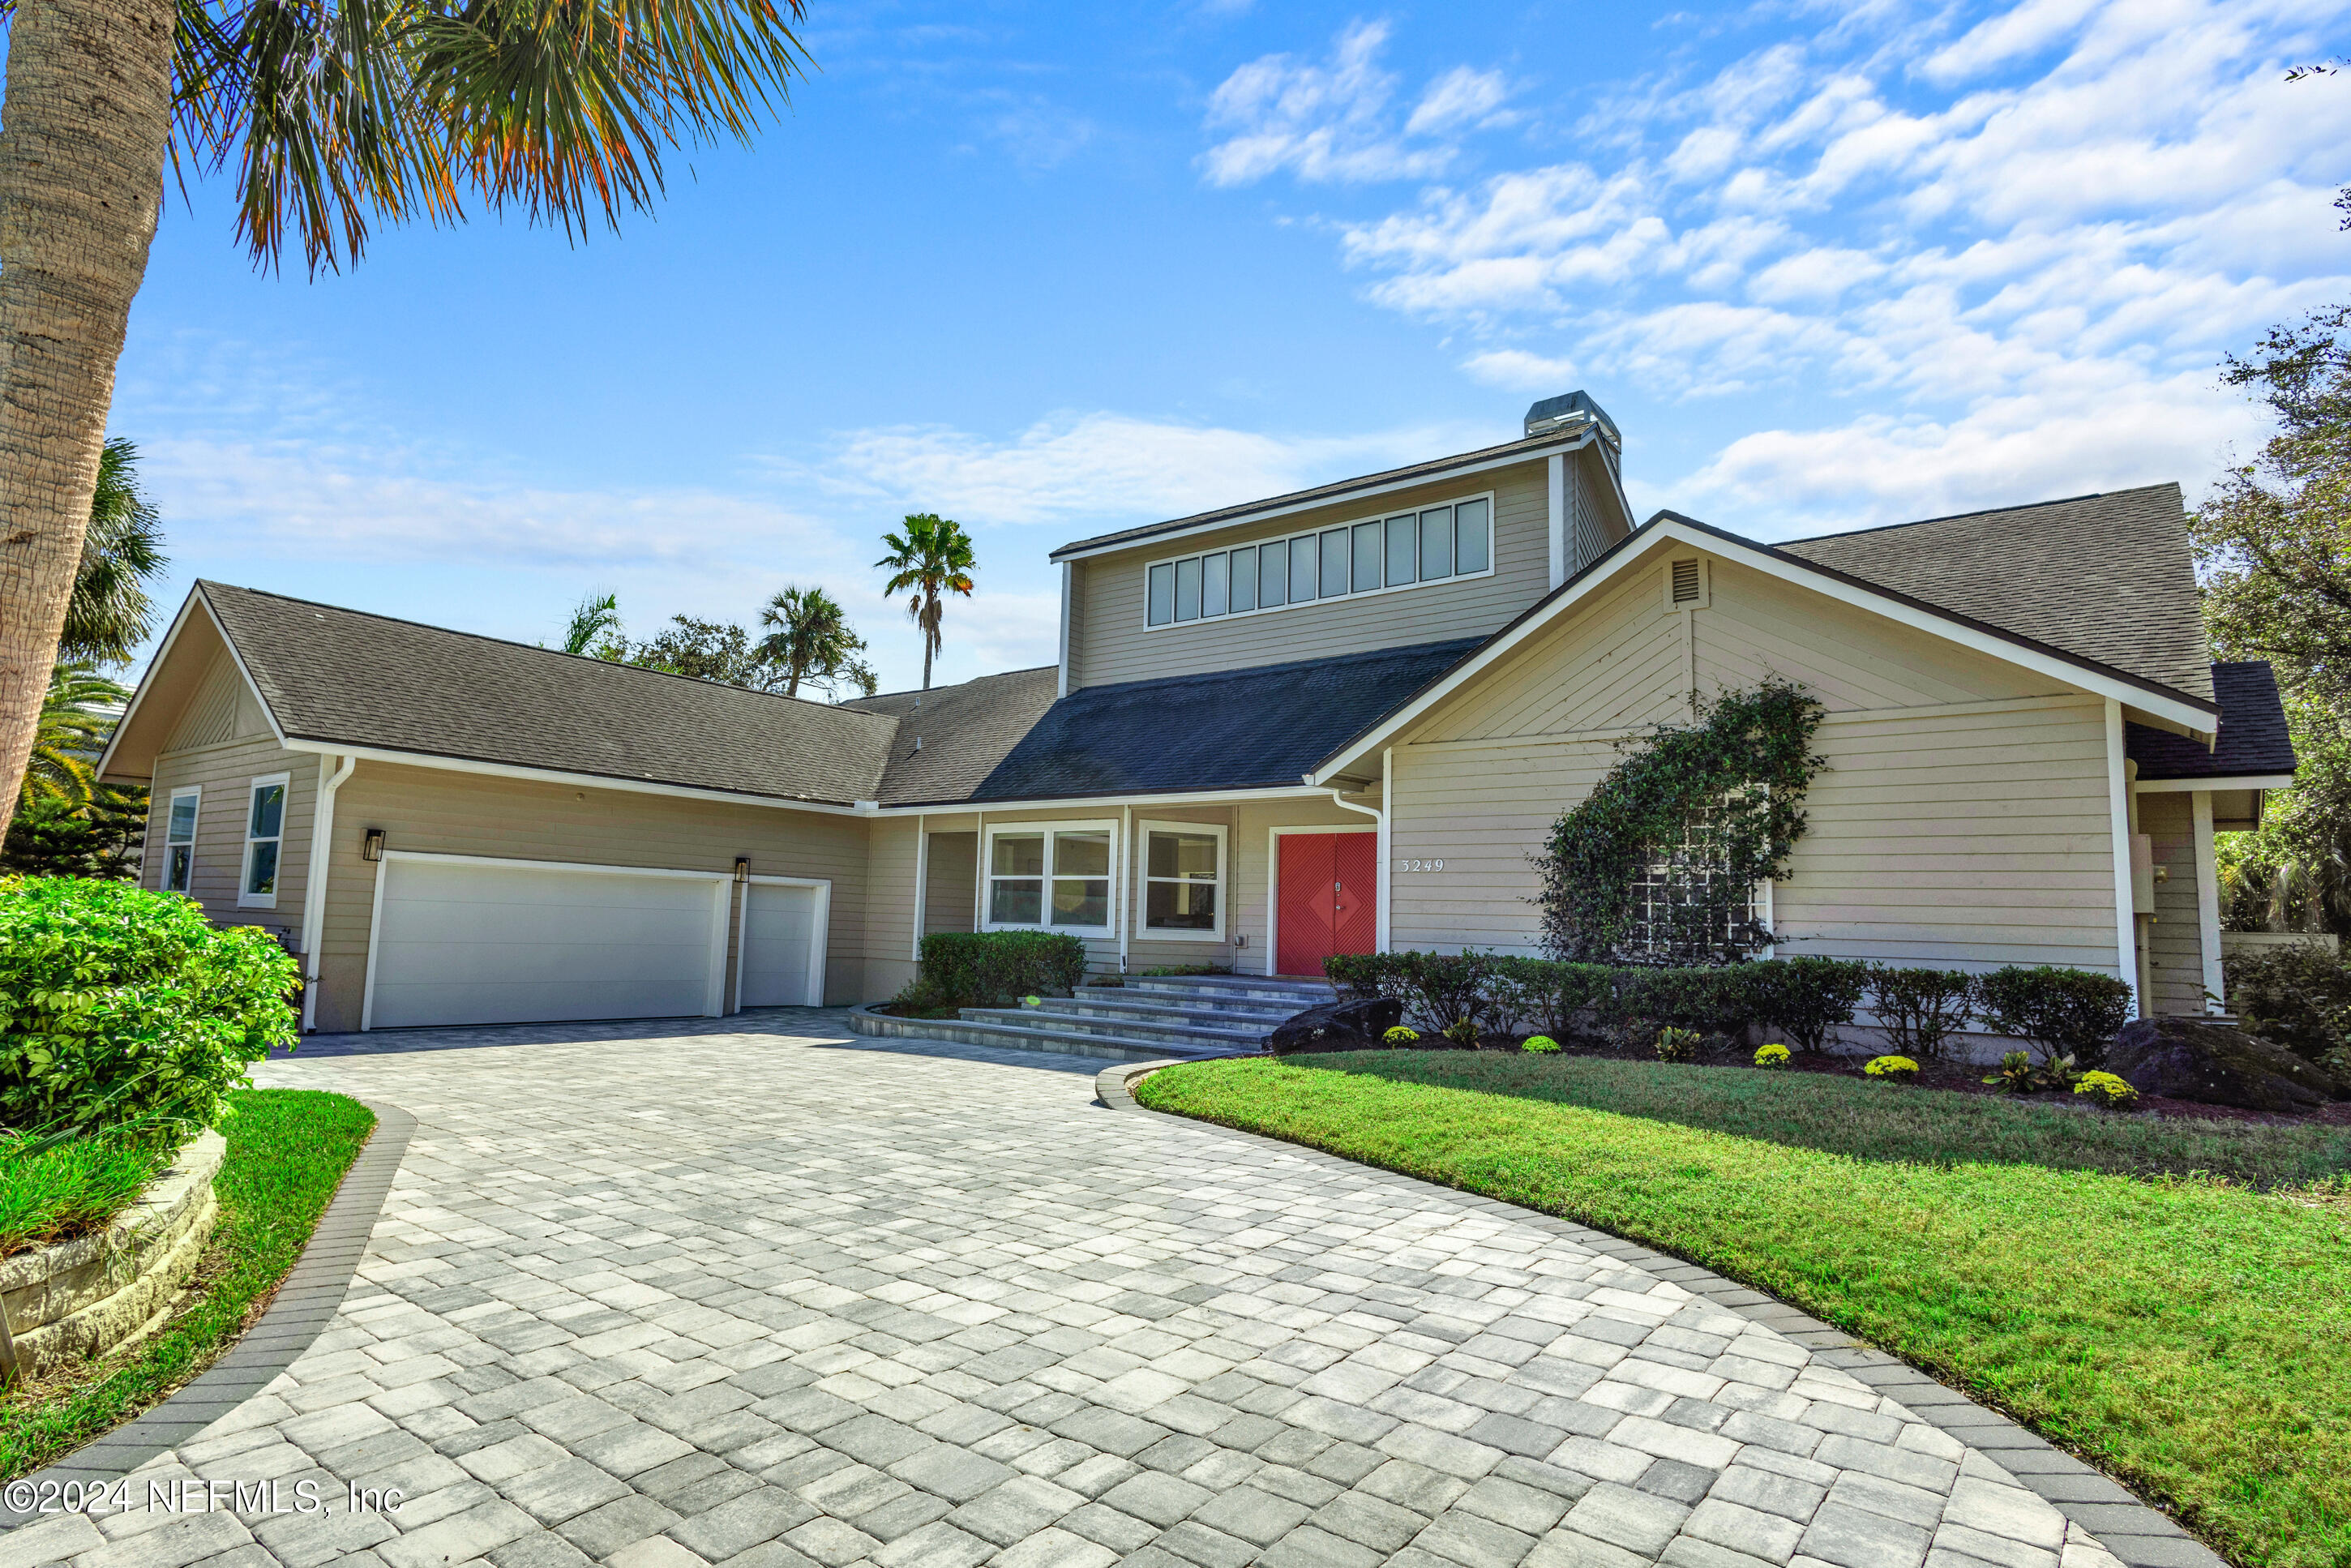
left=846, top=973, right=1334, bottom=1064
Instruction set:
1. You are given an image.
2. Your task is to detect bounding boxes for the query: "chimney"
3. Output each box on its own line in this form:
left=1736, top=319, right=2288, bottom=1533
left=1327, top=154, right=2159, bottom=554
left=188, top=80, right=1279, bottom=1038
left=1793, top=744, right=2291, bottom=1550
left=1523, top=391, right=1621, bottom=467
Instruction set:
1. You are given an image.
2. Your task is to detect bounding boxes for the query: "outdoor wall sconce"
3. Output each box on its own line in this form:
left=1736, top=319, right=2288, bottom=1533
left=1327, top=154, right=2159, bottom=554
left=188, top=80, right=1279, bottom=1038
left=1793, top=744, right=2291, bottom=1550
left=734, top=856, right=751, bottom=884
left=362, top=829, right=385, bottom=862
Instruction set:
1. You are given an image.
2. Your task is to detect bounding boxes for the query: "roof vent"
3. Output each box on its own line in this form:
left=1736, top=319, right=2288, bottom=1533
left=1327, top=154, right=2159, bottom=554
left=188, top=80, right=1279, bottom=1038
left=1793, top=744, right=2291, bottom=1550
left=1523, top=390, right=1621, bottom=454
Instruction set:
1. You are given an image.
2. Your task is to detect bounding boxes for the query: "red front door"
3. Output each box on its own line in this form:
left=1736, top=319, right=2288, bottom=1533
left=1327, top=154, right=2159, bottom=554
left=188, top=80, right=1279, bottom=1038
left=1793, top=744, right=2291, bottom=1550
left=1277, top=833, right=1377, bottom=977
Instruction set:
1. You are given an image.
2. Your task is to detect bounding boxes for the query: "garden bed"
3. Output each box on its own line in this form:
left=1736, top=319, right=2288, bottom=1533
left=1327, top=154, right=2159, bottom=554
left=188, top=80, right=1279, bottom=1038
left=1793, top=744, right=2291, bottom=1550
left=1137, top=1052, right=2351, bottom=1567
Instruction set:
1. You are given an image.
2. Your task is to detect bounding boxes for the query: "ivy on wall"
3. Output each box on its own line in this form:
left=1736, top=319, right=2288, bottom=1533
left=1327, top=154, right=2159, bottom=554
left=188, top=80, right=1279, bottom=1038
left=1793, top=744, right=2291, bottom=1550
left=1531, top=679, right=1830, bottom=965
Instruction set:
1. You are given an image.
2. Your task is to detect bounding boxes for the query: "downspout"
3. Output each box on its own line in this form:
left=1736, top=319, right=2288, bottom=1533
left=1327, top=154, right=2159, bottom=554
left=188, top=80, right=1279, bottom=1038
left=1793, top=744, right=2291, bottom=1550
left=299, top=754, right=357, bottom=1032
left=1330, top=786, right=1385, bottom=955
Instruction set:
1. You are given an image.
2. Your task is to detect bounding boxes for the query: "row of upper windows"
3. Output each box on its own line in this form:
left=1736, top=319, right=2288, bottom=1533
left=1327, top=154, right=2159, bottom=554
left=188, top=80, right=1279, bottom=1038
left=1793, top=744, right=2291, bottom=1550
left=1144, top=493, right=1493, bottom=629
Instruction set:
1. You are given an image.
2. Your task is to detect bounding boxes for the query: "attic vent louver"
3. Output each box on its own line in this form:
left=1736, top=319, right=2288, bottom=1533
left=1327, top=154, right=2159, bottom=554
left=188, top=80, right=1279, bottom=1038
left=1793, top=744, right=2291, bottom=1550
left=1670, top=559, right=1702, bottom=605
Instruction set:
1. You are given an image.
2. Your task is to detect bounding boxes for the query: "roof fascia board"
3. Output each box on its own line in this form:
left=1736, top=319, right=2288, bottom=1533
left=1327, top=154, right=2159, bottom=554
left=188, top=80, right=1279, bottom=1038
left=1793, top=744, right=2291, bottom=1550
left=2135, top=774, right=2294, bottom=794
left=876, top=783, right=1345, bottom=814
left=1049, top=434, right=1593, bottom=563
left=1309, top=518, right=2219, bottom=785
left=276, top=739, right=875, bottom=816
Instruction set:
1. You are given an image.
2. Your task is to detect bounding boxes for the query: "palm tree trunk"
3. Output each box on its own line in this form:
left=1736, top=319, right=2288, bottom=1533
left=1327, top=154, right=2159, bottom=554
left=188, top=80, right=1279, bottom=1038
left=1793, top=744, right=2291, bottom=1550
left=0, top=0, right=176, bottom=830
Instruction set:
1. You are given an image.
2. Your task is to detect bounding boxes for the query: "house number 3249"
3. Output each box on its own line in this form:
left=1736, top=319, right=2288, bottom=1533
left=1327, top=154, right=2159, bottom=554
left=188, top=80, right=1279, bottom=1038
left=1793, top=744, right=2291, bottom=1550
left=1399, top=858, right=1445, bottom=872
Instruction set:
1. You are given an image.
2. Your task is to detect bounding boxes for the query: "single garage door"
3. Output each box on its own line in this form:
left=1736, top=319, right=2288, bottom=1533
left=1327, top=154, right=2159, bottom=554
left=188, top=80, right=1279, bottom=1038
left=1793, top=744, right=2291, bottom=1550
left=366, top=853, right=728, bottom=1029
left=736, top=880, right=829, bottom=1006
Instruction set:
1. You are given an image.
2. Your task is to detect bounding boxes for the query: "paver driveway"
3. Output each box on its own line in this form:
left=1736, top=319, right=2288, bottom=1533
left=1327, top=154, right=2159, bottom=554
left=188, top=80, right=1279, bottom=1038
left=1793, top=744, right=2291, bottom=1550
left=12, top=1014, right=2142, bottom=1568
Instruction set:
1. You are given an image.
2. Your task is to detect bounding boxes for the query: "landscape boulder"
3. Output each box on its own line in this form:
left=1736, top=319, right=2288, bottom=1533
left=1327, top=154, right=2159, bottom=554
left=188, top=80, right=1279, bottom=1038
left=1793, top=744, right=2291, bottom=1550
left=2105, top=1015, right=2346, bottom=1113
left=1267, top=996, right=1405, bottom=1055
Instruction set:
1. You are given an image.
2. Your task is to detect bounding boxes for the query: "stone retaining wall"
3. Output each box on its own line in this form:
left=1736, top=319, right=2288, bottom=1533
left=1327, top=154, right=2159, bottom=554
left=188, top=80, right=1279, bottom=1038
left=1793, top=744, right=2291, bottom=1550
left=0, top=1130, right=225, bottom=1373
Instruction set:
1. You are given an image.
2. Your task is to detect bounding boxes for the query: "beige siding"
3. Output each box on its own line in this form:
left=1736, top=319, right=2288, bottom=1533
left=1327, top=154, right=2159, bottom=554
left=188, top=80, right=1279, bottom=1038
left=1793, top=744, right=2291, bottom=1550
left=312, top=762, right=877, bottom=1030
left=146, top=739, right=317, bottom=942
left=924, top=832, right=977, bottom=936
left=2143, top=790, right=2209, bottom=1015
left=1386, top=541, right=2123, bottom=974
left=1071, top=456, right=1563, bottom=690
left=863, top=816, right=920, bottom=1000
left=165, top=653, right=272, bottom=753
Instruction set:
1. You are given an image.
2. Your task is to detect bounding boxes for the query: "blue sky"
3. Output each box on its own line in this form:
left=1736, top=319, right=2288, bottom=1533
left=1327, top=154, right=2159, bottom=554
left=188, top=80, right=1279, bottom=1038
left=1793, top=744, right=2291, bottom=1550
left=111, top=0, right=2351, bottom=692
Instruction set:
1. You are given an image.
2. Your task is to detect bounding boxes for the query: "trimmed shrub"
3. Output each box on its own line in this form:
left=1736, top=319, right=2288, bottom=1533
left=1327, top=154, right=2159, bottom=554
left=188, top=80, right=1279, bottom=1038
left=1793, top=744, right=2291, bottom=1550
left=1744, top=957, right=1869, bottom=1054
left=1754, top=1042, right=1790, bottom=1069
left=1522, top=1035, right=1561, bottom=1054
left=1326, top=951, right=1501, bottom=1037
left=1864, top=1055, right=1919, bottom=1080
left=0, top=877, right=298, bottom=1140
left=914, top=931, right=1086, bottom=1009
left=2224, top=944, right=2351, bottom=1075
left=1487, top=956, right=1615, bottom=1043
left=1973, top=965, right=2135, bottom=1070
left=1382, top=1026, right=1420, bottom=1045
left=1868, top=966, right=1976, bottom=1061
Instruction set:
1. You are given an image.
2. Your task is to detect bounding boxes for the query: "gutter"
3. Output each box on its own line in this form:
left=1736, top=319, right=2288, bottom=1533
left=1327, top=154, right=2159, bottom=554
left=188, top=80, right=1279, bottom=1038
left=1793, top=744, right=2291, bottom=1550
left=299, top=754, right=357, bottom=1031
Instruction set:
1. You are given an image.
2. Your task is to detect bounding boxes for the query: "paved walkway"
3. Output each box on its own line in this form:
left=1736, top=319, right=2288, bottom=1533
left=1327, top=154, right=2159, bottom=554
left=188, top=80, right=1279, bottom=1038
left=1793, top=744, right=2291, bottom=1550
left=5, top=1013, right=2181, bottom=1568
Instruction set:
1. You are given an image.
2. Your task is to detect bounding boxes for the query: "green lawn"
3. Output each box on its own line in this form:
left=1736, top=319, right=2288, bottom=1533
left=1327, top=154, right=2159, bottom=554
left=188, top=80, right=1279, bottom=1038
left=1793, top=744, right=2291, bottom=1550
left=0, top=1089, right=376, bottom=1479
left=1137, top=1052, right=2351, bottom=1568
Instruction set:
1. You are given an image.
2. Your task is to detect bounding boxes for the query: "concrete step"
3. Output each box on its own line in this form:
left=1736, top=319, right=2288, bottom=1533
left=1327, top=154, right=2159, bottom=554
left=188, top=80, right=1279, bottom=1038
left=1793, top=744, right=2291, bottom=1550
left=963, top=1005, right=1270, bottom=1052
left=1070, top=991, right=1298, bottom=1027
left=846, top=1005, right=1246, bottom=1065
left=1127, top=975, right=1334, bottom=1007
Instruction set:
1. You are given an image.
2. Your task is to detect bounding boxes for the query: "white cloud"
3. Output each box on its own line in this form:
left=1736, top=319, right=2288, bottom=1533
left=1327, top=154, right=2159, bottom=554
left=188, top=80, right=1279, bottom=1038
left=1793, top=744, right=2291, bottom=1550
left=1206, top=0, right=2351, bottom=523
left=1198, top=19, right=1514, bottom=186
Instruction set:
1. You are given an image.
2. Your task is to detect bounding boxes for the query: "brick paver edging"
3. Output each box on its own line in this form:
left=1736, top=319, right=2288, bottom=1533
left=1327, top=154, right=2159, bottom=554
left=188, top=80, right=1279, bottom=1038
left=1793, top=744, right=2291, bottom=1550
left=1098, top=1057, right=2228, bottom=1568
left=0, top=1099, right=418, bottom=1527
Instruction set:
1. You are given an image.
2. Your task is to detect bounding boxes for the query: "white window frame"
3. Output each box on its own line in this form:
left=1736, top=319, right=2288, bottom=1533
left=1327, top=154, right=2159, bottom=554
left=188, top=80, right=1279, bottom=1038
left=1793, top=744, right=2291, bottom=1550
left=982, top=818, right=1120, bottom=933
left=238, top=772, right=290, bottom=909
left=1139, top=820, right=1227, bottom=943
left=161, top=785, right=200, bottom=893
left=1141, top=488, right=1498, bottom=632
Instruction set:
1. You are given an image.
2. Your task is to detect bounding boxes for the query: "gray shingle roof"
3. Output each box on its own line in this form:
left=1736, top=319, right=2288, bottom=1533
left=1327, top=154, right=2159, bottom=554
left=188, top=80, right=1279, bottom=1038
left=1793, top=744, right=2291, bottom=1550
left=1776, top=484, right=2213, bottom=702
left=848, top=667, right=1063, bottom=807
left=201, top=582, right=899, bottom=806
left=1048, top=431, right=1573, bottom=560
left=943, top=639, right=1485, bottom=803
left=2126, top=662, right=2296, bottom=780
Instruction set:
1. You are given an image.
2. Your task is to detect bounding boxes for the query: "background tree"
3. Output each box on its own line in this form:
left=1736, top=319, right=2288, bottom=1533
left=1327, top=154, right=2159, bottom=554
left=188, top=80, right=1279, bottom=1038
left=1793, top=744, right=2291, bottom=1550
left=2195, top=306, right=2351, bottom=935
left=876, top=513, right=977, bottom=691
left=22, top=662, right=129, bottom=808
left=0, top=0, right=813, bottom=835
left=1, top=785, right=145, bottom=879
left=558, top=592, right=625, bottom=659
left=624, top=615, right=787, bottom=690
left=758, top=586, right=872, bottom=699
left=63, top=438, right=168, bottom=667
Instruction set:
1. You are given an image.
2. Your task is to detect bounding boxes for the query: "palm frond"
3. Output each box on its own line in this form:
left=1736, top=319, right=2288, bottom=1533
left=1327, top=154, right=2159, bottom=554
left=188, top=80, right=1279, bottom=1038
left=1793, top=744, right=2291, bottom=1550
left=62, top=439, right=169, bottom=666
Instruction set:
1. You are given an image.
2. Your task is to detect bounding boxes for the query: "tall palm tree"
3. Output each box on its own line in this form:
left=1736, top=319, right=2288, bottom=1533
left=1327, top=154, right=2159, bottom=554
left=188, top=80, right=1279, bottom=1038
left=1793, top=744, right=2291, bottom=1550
left=757, top=585, right=867, bottom=698
left=875, top=514, right=977, bottom=691
left=0, top=0, right=812, bottom=833
left=63, top=438, right=169, bottom=667
left=24, top=662, right=129, bottom=808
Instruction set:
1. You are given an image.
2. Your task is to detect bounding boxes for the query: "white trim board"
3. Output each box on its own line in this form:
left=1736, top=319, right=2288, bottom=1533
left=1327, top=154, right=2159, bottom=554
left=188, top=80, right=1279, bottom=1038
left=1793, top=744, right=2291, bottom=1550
left=1308, top=517, right=2220, bottom=785
left=1264, top=823, right=1379, bottom=978
left=1050, top=433, right=1595, bottom=563
left=2135, top=774, right=2293, bottom=794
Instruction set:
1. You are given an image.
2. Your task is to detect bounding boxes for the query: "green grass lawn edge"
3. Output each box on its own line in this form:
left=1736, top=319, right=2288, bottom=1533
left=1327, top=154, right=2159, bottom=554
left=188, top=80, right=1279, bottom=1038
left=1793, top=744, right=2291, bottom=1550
left=1135, top=1054, right=2351, bottom=1568
left=0, top=1089, right=377, bottom=1480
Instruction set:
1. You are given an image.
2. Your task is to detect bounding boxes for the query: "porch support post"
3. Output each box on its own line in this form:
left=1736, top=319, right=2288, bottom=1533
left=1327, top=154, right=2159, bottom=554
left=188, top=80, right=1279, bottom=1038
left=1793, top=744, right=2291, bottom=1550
left=1119, top=805, right=1133, bottom=973
left=1546, top=453, right=1567, bottom=590
left=972, top=812, right=985, bottom=930
left=910, top=813, right=928, bottom=962
left=2192, top=790, right=2225, bottom=1012
left=2104, top=699, right=2141, bottom=1018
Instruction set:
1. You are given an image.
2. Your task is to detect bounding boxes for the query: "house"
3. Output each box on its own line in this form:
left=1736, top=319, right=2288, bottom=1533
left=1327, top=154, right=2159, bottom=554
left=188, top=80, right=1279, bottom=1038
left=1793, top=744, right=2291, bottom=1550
left=98, top=392, right=2294, bottom=1035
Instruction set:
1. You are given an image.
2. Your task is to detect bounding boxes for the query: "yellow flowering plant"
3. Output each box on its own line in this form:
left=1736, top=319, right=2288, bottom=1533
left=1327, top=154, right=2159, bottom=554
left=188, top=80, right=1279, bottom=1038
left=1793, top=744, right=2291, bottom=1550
left=1864, top=1055, right=1919, bottom=1080
left=1383, top=1026, right=1420, bottom=1045
left=2074, top=1070, right=2139, bottom=1109
left=1754, top=1042, right=1791, bottom=1069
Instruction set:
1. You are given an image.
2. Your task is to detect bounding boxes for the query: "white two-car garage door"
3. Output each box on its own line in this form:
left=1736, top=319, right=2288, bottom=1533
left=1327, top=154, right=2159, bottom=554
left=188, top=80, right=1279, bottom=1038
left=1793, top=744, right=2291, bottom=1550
left=366, top=853, right=736, bottom=1030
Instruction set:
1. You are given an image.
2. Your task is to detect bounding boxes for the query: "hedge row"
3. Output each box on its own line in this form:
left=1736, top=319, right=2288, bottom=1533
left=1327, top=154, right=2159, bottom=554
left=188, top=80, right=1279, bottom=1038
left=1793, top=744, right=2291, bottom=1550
left=904, top=931, right=1088, bottom=1010
left=1325, top=951, right=2133, bottom=1065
